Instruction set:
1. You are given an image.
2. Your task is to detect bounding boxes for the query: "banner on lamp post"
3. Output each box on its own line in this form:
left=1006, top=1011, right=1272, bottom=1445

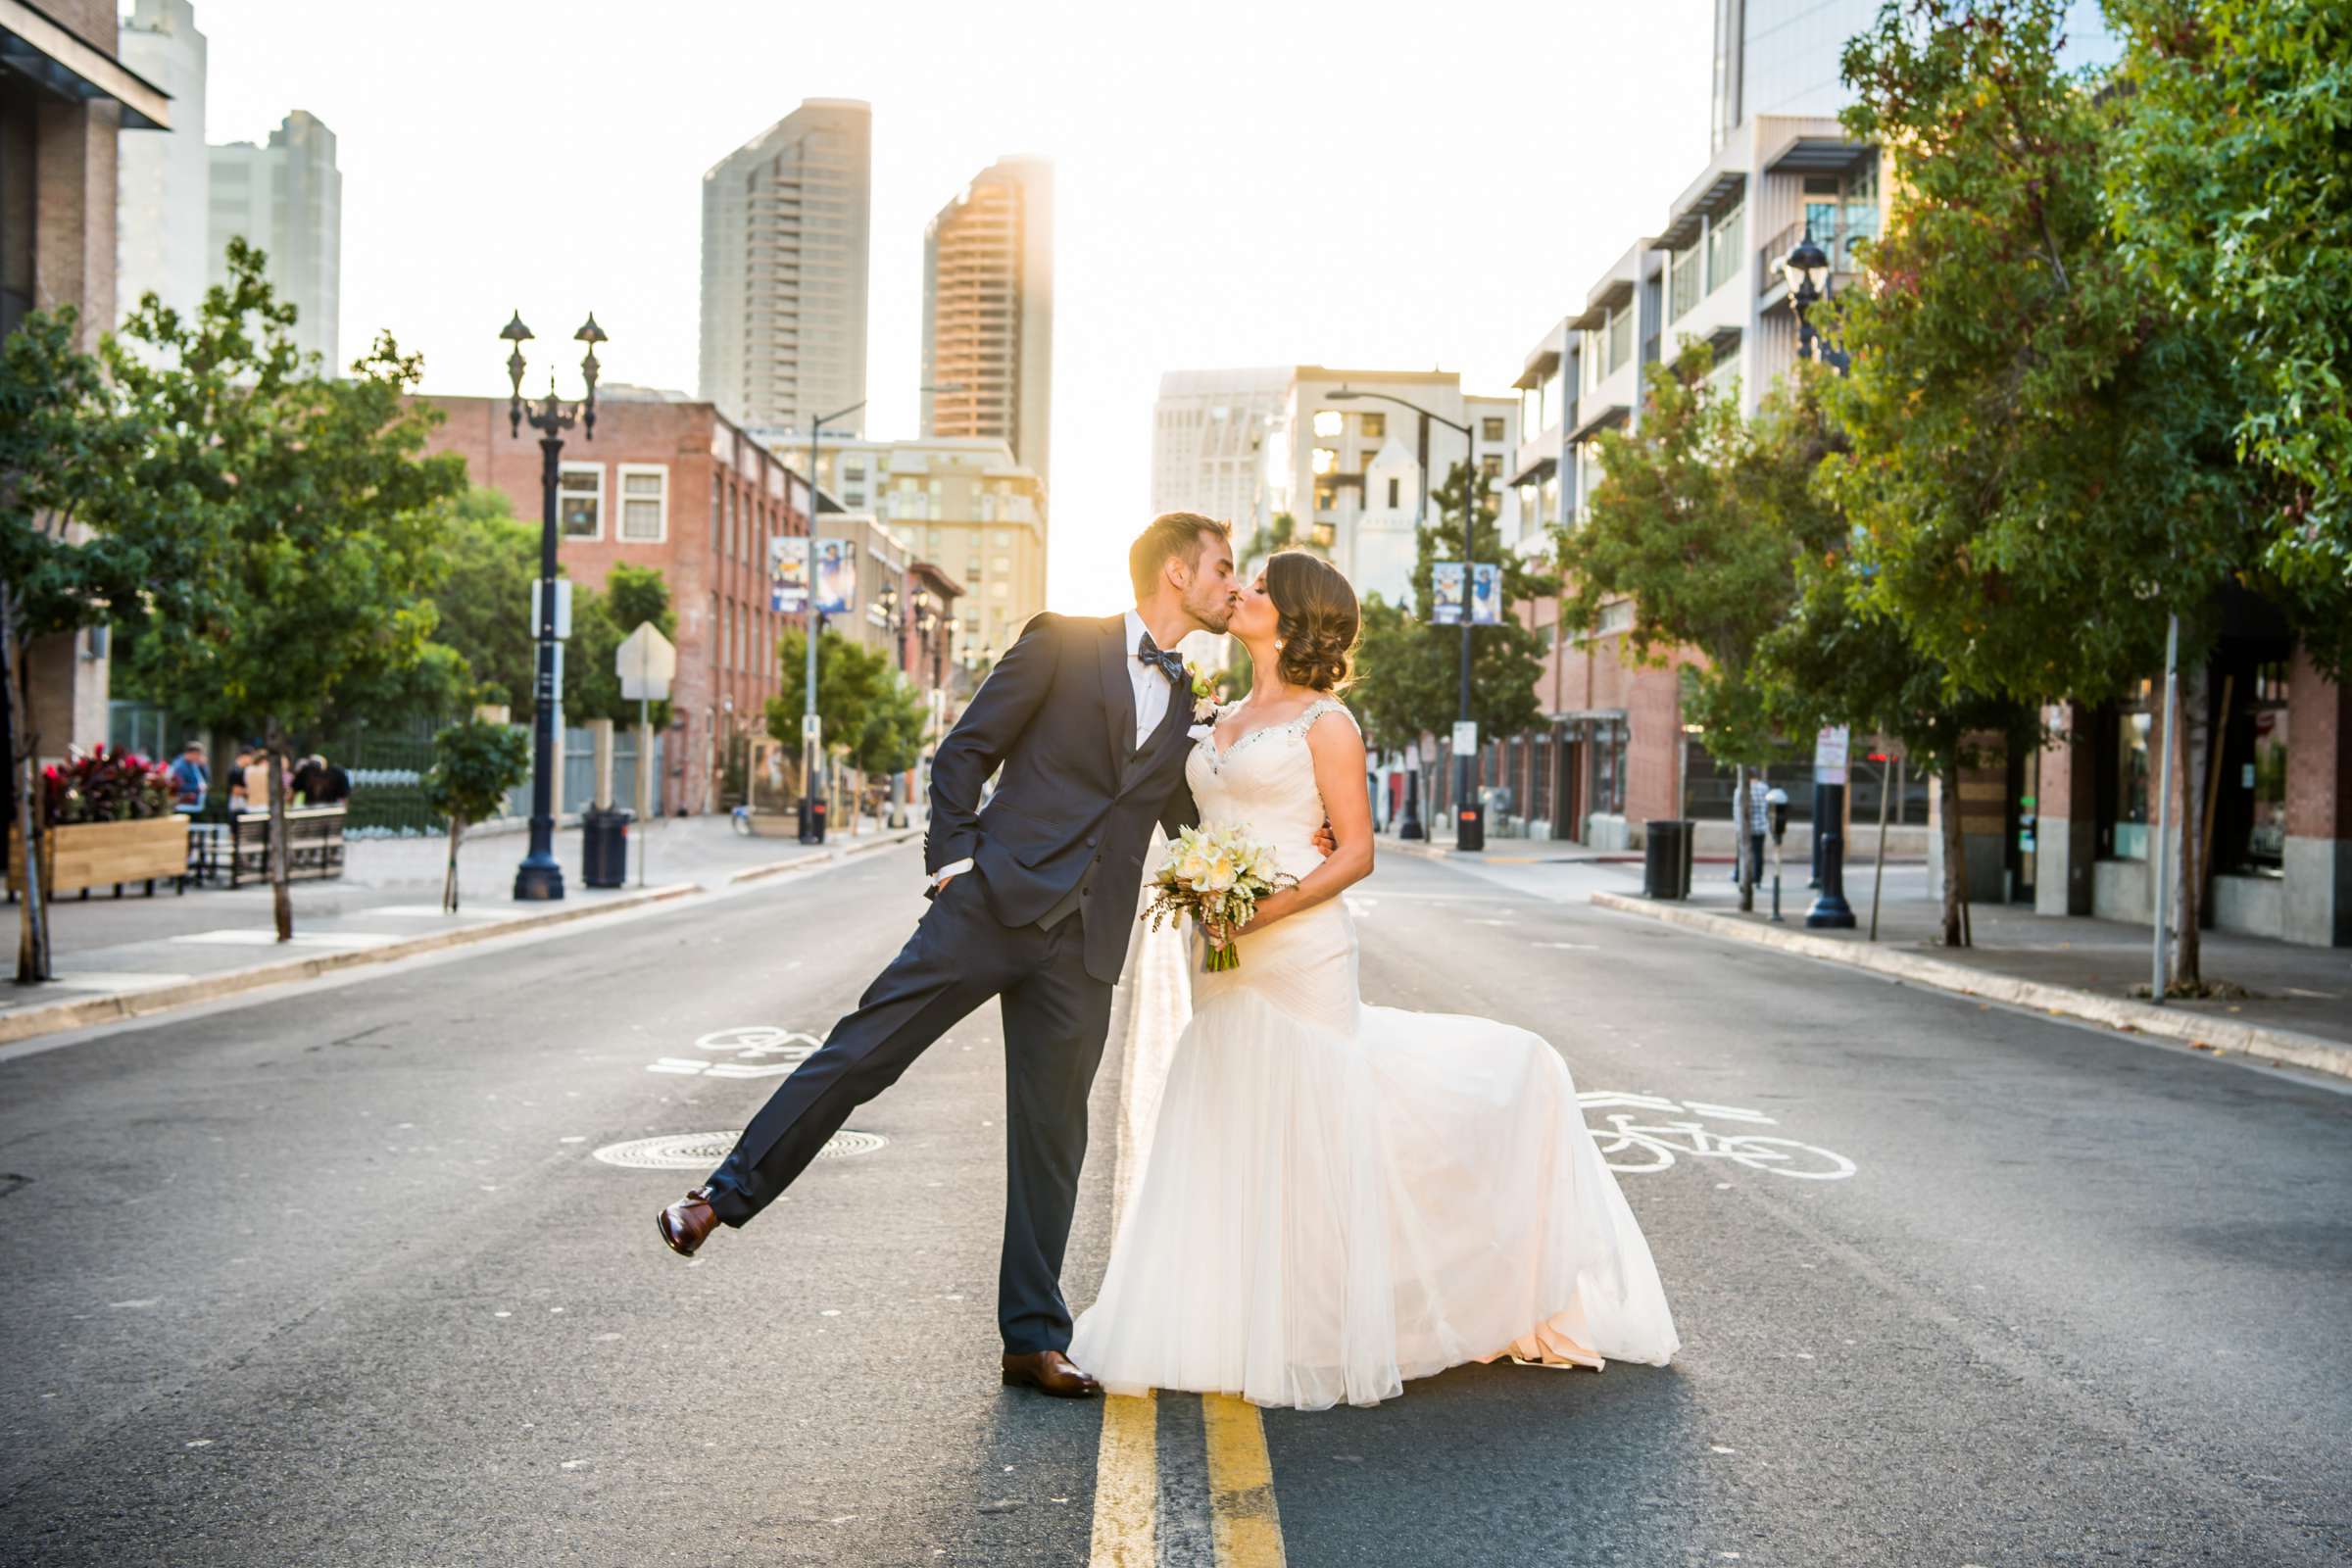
left=1469, top=563, right=1501, bottom=625
left=768, top=537, right=808, bottom=614
left=1432, top=562, right=1466, bottom=625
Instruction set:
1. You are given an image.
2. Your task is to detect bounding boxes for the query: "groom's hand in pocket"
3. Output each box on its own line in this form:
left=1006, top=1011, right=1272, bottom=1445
left=1311, top=818, right=1339, bottom=857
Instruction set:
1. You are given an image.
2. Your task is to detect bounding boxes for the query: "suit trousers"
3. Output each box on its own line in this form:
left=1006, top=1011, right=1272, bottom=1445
left=701, top=871, right=1117, bottom=1354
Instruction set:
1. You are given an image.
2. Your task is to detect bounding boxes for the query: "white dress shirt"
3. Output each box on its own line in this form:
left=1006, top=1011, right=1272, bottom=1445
left=932, top=611, right=1185, bottom=888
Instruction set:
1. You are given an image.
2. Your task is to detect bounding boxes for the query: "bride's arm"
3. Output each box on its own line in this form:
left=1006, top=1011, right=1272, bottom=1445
left=1238, top=711, right=1374, bottom=935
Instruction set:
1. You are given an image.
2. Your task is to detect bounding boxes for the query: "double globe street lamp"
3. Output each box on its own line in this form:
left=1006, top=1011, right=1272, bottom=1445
left=501, top=310, right=607, bottom=902
left=1777, top=237, right=1857, bottom=928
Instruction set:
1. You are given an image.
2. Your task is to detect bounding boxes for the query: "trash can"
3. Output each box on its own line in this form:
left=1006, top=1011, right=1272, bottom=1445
left=582, top=807, right=632, bottom=888
left=1643, top=818, right=1692, bottom=900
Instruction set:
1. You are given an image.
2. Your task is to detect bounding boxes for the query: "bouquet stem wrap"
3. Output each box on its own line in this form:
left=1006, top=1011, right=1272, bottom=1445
left=1140, top=823, right=1292, bottom=973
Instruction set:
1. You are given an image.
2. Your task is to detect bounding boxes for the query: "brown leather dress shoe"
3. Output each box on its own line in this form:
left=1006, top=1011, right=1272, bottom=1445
left=1002, top=1349, right=1102, bottom=1398
left=657, top=1188, right=720, bottom=1258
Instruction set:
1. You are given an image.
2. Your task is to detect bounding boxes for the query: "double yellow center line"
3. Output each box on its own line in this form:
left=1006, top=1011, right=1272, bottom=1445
left=1090, top=1391, right=1285, bottom=1567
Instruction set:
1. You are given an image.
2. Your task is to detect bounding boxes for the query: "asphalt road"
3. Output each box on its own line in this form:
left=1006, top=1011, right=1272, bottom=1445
left=1, top=843, right=2345, bottom=1566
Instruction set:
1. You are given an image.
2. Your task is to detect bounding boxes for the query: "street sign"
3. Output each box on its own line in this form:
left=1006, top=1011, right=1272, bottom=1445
left=1470, top=563, right=1502, bottom=625
left=1451, top=720, right=1479, bottom=756
left=616, top=621, right=676, bottom=703
left=1432, top=562, right=1466, bottom=625
left=1814, top=725, right=1850, bottom=785
left=529, top=578, right=573, bottom=640
left=802, top=713, right=822, bottom=745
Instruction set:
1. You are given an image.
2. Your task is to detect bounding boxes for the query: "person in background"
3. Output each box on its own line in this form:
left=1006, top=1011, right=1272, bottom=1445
left=168, top=742, right=209, bottom=813
left=226, top=750, right=254, bottom=813
left=313, top=755, right=353, bottom=806
left=241, top=748, right=277, bottom=813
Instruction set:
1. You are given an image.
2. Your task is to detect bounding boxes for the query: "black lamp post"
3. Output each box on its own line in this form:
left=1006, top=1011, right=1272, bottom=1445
left=1779, top=239, right=1857, bottom=928
left=502, top=309, right=606, bottom=902
left=1330, top=387, right=1485, bottom=853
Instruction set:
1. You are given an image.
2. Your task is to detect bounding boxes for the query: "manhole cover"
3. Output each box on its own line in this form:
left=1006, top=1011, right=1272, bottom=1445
left=591, top=1130, right=886, bottom=1170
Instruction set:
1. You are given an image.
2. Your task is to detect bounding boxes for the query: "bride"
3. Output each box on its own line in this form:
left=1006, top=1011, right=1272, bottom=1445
left=1068, top=550, right=1680, bottom=1410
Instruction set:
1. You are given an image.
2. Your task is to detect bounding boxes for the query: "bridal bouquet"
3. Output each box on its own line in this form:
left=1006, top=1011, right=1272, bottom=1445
left=1142, top=823, right=1291, bottom=972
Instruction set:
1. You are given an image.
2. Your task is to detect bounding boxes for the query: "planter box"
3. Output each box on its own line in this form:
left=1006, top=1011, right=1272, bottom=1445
left=6, top=815, right=189, bottom=898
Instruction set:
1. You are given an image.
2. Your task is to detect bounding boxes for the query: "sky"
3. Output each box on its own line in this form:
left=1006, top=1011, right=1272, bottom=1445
left=177, top=0, right=1716, bottom=610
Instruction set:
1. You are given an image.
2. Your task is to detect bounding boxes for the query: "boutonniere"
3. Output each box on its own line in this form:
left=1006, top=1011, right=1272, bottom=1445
left=1185, top=662, right=1217, bottom=722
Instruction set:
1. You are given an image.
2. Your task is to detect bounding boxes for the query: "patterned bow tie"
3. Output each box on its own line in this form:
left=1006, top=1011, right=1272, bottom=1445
left=1136, top=634, right=1187, bottom=687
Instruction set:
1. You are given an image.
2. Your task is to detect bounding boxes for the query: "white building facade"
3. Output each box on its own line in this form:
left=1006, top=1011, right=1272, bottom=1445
left=207, top=110, right=340, bottom=370
left=1150, top=367, right=1291, bottom=528
left=117, top=0, right=207, bottom=327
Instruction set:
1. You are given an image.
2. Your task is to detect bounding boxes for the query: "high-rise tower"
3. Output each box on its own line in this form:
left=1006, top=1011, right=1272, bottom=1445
left=921, top=156, right=1053, bottom=487
left=207, top=110, right=340, bottom=370
left=699, top=99, right=872, bottom=434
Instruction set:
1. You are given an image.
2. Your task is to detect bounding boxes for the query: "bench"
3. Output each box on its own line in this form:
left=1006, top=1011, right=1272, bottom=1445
left=223, top=806, right=349, bottom=889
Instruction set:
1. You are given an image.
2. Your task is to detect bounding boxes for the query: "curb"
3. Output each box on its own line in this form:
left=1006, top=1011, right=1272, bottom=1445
left=0, top=882, right=702, bottom=1049
left=724, top=825, right=923, bottom=885
left=1589, top=890, right=2352, bottom=1082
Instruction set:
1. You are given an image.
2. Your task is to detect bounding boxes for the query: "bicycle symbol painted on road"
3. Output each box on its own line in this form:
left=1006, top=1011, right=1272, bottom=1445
left=646, top=1025, right=827, bottom=1080
left=1577, top=1092, right=1856, bottom=1181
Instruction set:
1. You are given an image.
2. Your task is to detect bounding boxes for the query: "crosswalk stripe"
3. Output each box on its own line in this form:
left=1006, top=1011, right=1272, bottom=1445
left=1203, top=1393, right=1285, bottom=1567
left=1088, top=1392, right=1157, bottom=1567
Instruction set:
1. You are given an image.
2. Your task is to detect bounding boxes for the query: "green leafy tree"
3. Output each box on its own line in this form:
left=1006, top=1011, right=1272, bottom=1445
left=2105, top=0, right=2352, bottom=617
left=419, top=718, right=531, bottom=912
left=427, top=487, right=540, bottom=710
left=1349, top=462, right=1553, bottom=791
left=766, top=625, right=920, bottom=795
left=1556, top=352, right=1842, bottom=904
left=0, top=308, right=211, bottom=981
left=564, top=563, right=677, bottom=728
left=113, top=238, right=466, bottom=943
left=1831, top=0, right=2289, bottom=986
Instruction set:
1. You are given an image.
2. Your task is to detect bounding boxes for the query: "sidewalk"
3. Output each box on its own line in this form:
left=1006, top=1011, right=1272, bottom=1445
left=0, top=811, right=923, bottom=1046
left=1587, top=857, right=2352, bottom=1076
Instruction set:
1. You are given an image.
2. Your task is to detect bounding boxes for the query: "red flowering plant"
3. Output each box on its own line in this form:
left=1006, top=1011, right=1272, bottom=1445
left=41, top=744, right=175, bottom=828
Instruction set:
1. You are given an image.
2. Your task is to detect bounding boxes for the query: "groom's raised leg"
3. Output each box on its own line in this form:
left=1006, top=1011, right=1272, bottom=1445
left=698, top=885, right=1012, bottom=1227
left=996, top=924, right=1117, bottom=1355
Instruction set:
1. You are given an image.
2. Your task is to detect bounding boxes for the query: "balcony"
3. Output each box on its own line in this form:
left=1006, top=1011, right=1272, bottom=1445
left=1755, top=217, right=1873, bottom=305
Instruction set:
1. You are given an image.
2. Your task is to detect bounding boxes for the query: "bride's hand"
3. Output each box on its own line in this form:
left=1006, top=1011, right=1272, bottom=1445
left=1311, top=819, right=1338, bottom=857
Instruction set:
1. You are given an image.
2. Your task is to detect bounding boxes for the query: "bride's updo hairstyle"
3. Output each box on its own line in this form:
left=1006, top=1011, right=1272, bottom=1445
left=1264, top=550, right=1359, bottom=692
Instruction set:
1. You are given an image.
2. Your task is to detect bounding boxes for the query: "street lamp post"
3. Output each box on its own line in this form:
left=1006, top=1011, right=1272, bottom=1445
left=1779, top=239, right=1857, bottom=929
left=501, top=309, right=606, bottom=902
left=796, top=386, right=959, bottom=845
left=1330, top=387, right=1486, bottom=853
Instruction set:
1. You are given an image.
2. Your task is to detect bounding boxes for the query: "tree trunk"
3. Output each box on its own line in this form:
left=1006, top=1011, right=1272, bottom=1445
left=2170, top=662, right=2207, bottom=991
left=1, top=593, right=51, bottom=984
left=1735, top=763, right=1754, bottom=912
left=1869, top=755, right=1892, bottom=942
left=444, top=818, right=463, bottom=914
left=1938, top=754, right=1967, bottom=947
left=266, top=716, right=292, bottom=942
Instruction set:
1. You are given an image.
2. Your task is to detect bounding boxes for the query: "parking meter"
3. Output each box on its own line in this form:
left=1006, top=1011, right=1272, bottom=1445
left=1766, top=786, right=1789, bottom=844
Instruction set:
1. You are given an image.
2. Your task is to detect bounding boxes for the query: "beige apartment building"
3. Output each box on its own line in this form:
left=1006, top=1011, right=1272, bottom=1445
left=770, top=433, right=1048, bottom=677
left=921, top=156, right=1053, bottom=487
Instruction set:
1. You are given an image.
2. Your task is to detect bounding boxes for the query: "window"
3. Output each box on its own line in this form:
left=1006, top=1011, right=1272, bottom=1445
left=1704, top=198, right=1746, bottom=295
left=1480, top=454, right=1502, bottom=481
left=1313, top=478, right=1340, bottom=514
left=1522, top=383, right=1544, bottom=435
left=618, top=465, right=667, bottom=542
left=2236, top=660, right=2291, bottom=872
left=1311, top=409, right=1344, bottom=439
left=1482, top=416, right=1506, bottom=442
left=1387, top=476, right=1401, bottom=508
left=1606, top=307, right=1635, bottom=375
left=1670, top=245, right=1702, bottom=320
left=2108, top=702, right=2155, bottom=860
left=1359, top=412, right=1386, bottom=439
left=1311, top=446, right=1339, bottom=476
left=559, top=464, right=604, bottom=539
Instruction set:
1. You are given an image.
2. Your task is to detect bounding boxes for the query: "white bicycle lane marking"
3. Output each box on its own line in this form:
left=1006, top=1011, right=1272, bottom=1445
left=1577, top=1092, right=1858, bottom=1181
left=646, top=1024, right=827, bottom=1079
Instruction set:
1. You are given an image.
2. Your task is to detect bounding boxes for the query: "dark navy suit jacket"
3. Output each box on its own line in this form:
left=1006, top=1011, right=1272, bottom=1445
left=925, top=612, right=1200, bottom=983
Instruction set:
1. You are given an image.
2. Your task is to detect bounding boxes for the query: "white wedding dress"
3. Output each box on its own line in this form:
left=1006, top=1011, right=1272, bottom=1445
left=1068, top=699, right=1680, bottom=1410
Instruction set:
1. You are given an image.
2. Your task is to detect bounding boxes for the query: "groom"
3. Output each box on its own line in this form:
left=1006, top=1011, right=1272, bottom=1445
left=659, top=513, right=1261, bottom=1397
